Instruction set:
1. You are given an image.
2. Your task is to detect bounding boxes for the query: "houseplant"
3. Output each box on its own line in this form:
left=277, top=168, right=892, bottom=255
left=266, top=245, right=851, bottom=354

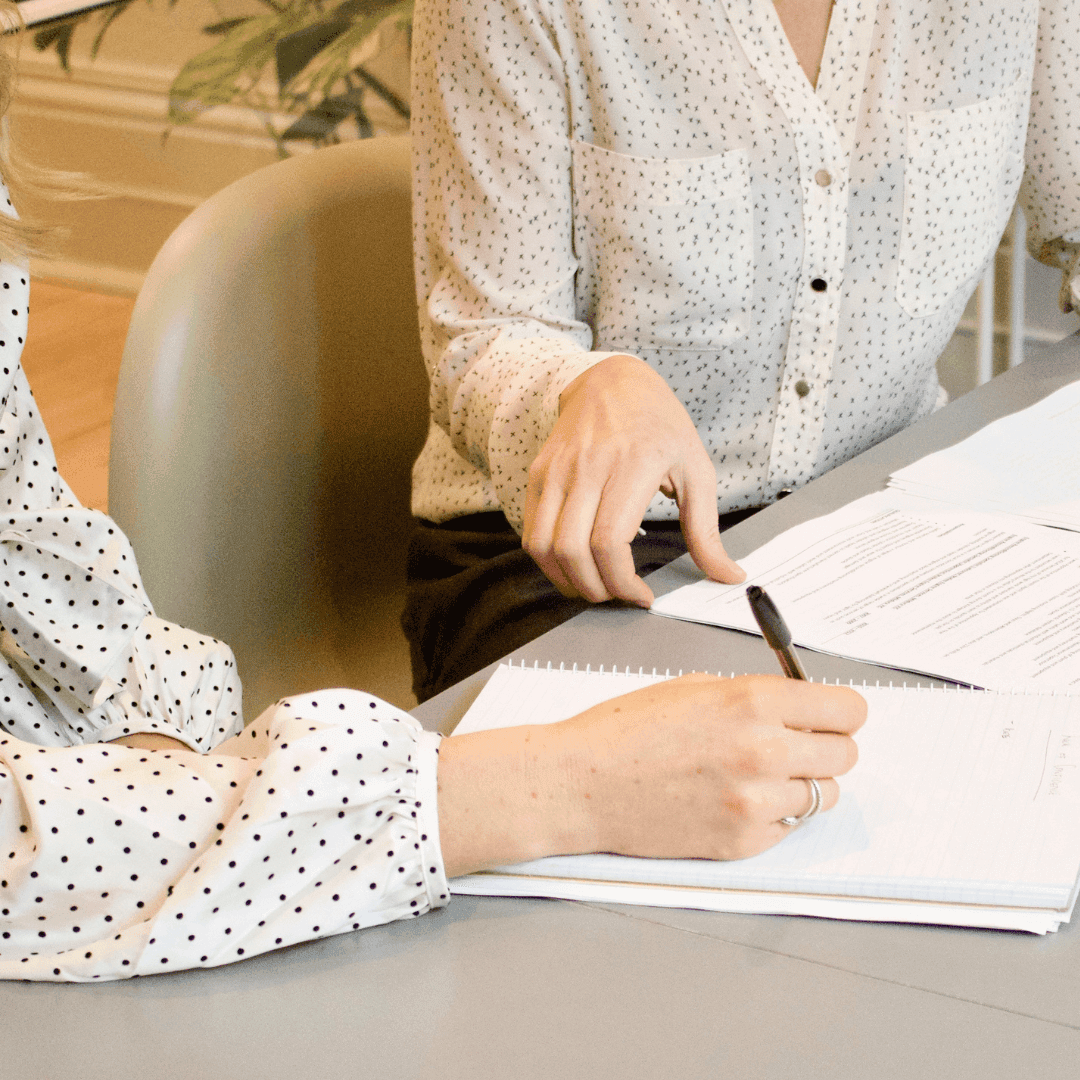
left=33, top=0, right=411, bottom=152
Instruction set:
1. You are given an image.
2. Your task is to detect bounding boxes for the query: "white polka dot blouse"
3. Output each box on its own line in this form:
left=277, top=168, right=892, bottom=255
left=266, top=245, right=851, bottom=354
left=0, top=245, right=241, bottom=752
left=0, top=200, right=449, bottom=980
left=1, top=691, right=447, bottom=981
left=411, top=0, right=1080, bottom=531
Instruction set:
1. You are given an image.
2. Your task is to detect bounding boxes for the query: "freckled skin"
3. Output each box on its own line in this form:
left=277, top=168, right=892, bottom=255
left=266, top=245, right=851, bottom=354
left=437, top=674, right=864, bottom=876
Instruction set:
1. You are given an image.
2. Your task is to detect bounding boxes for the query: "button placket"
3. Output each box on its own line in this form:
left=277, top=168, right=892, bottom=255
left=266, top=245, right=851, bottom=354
left=769, top=126, right=847, bottom=495
left=723, top=0, right=866, bottom=500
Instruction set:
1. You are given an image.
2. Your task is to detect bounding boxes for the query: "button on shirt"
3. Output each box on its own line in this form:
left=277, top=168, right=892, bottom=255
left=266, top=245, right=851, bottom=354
left=411, top=0, right=1080, bottom=530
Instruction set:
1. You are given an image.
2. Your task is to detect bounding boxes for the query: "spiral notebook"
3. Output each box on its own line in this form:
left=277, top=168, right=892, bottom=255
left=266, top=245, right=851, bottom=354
left=449, top=663, right=1080, bottom=933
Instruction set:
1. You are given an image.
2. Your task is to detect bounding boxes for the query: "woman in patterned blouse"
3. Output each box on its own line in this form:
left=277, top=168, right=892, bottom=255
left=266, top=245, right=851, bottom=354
left=407, top=0, right=1080, bottom=700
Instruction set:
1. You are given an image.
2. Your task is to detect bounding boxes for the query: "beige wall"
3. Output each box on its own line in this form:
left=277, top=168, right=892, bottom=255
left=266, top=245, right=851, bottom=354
left=12, top=0, right=408, bottom=293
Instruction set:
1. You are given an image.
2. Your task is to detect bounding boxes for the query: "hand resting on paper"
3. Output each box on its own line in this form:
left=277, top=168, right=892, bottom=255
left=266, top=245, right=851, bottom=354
left=437, top=673, right=865, bottom=876
left=522, top=355, right=747, bottom=607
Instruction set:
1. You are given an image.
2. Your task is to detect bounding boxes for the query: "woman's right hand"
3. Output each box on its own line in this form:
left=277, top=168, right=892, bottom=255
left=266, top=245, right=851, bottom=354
left=522, top=354, right=746, bottom=607
left=437, top=674, right=866, bottom=877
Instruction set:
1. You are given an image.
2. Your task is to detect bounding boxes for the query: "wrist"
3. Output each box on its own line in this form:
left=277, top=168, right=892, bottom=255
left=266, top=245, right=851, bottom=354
left=436, top=722, right=599, bottom=877
left=557, top=353, right=652, bottom=413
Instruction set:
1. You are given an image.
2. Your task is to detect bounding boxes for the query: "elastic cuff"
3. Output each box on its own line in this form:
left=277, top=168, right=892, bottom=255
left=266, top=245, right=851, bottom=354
left=540, top=349, right=641, bottom=429
left=93, top=716, right=205, bottom=752
left=414, top=729, right=451, bottom=910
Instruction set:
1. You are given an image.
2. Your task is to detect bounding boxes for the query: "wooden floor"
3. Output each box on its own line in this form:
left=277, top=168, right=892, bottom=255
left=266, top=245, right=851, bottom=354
left=20, top=280, right=136, bottom=512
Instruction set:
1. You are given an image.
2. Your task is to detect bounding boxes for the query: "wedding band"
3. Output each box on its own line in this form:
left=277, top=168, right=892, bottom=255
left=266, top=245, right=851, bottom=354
left=780, top=778, right=822, bottom=827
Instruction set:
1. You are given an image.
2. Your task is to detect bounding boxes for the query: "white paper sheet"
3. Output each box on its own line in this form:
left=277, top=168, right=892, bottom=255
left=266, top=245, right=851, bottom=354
left=450, top=665, right=1080, bottom=931
left=888, top=378, right=1080, bottom=530
left=449, top=873, right=1067, bottom=933
left=651, top=489, right=1080, bottom=691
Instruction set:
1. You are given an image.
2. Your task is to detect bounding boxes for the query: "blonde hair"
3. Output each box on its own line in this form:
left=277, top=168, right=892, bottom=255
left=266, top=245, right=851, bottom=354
left=0, top=0, right=96, bottom=259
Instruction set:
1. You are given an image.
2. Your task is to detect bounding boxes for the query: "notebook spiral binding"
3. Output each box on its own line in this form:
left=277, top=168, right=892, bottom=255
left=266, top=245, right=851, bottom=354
left=502, top=657, right=1080, bottom=695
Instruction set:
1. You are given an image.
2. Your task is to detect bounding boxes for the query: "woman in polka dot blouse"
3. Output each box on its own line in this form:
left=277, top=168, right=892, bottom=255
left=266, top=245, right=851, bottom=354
left=0, top=4, right=864, bottom=981
left=406, top=0, right=1080, bottom=701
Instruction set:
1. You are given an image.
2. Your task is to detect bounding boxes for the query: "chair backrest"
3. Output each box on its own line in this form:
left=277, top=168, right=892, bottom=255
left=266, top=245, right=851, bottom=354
left=109, top=135, right=428, bottom=714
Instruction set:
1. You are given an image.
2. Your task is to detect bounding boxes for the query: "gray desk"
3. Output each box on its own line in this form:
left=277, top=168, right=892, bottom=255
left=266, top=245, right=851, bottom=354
left=6, top=336, right=1080, bottom=1078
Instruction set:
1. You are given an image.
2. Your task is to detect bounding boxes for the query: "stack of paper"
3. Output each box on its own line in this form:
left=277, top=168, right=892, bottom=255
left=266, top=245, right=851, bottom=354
left=888, top=379, right=1080, bottom=530
left=651, top=489, right=1080, bottom=691
left=450, top=664, right=1080, bottom=932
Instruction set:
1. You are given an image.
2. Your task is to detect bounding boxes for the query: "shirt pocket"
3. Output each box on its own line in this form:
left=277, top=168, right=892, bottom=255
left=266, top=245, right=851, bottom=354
left=570, top=141, right=752, bottom=348
left=897, top=76, right=1029, bottom=319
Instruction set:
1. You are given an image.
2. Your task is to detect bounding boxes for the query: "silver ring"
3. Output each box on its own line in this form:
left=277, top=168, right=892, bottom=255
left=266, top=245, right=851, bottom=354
left=780, top=778, right=822, bottom=827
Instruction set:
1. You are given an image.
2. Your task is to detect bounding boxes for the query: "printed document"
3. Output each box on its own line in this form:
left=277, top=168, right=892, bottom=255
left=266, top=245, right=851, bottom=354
left=650, top=489, right=1080, bottom=690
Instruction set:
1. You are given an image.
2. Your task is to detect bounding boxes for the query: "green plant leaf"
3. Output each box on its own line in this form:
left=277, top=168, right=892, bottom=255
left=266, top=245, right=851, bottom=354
left=280, top=0, right=412, bottom=102
left=202, top=18, right=253, bottom=36
left=275, top=18, right=353, bottom=89
left=352, top=64, right=408, bottom=118
left=32, top=16, right=86, bottom=71
left=281, top=89, right=361, bottom=139
left=333, top=0, right=403, bottom=18
left=163, top=0, right=413, bottom=138
left=90, top=0, right=137, bottom=59
left=168, top=10, right=308, bottom=124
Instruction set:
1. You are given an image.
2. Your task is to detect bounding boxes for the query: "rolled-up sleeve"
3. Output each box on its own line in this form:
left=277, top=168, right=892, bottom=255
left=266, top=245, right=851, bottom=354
left=1019, top=0, right=1080, bottom=311
left=411, top=0, right=628, bottom=528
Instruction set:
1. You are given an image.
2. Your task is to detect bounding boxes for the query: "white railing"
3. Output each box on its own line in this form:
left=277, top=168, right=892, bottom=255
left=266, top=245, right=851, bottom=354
left=975, top=210, right=1028, bottom=386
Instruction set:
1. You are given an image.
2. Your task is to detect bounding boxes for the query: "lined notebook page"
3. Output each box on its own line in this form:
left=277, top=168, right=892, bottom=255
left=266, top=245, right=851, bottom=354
left=454, top=665, right=1080, bottom=909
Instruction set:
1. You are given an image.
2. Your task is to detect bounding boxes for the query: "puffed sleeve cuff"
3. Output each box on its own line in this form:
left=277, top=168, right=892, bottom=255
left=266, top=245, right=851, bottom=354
left=88, top=614, right=245, bottom=752
left=476, top=341, right=638, bottom=531
left=0, top=690, right=450, bottom=982
left=1060, top=236, right=1080, bottom=314
left=128, top=691, right=451, bottom=977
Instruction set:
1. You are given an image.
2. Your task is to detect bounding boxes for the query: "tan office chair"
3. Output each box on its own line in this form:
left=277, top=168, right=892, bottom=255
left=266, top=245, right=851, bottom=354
left=109, top=135, right=429, bottom=718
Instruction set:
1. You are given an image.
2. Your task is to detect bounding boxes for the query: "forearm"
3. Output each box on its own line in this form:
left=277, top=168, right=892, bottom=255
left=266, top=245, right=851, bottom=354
left=436, top=675, right=866, bottom=876
left=110, top=732, right=189, bottom=751
left=413, top=0, right=630, bottom=527
left=436, top=723, right=597, bottom=877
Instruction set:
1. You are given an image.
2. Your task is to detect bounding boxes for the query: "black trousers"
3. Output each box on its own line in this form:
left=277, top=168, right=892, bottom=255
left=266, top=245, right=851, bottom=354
left=402, top=508, right=758, bottom=703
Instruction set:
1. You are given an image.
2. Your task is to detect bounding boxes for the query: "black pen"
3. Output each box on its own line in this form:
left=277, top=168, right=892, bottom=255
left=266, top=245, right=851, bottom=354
left=746, top=585, right=808, bottom=680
